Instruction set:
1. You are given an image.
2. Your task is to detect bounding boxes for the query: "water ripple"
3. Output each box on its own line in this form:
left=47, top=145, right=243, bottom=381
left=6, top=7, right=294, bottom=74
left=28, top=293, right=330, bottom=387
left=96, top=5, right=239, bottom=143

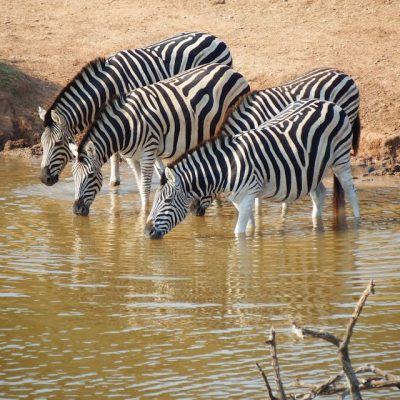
left=0, top=159, right=399, bottom=399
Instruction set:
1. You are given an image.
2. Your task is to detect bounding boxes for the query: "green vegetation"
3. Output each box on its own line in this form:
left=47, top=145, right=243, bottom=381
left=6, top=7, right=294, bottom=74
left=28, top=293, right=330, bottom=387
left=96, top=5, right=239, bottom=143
left=0, top=61, right=23, bottom=89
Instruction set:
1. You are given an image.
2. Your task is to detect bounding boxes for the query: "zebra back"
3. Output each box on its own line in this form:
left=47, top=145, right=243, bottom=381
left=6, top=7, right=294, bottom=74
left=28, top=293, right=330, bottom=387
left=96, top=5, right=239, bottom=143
left=221, top=67, right=359, bottom=137
left=44, top=32, right=233, bottom=134
left=78, top=63, right=250, bottom=163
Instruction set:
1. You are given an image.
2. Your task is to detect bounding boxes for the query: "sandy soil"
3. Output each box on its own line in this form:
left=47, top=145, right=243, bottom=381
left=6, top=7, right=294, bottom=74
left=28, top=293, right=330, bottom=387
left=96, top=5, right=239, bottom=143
left=0, top=0, right=399, bottom=163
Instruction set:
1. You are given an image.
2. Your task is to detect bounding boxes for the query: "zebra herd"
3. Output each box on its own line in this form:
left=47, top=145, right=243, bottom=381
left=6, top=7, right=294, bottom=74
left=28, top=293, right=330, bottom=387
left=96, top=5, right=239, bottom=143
left=38, top=31, right=360, bottom=237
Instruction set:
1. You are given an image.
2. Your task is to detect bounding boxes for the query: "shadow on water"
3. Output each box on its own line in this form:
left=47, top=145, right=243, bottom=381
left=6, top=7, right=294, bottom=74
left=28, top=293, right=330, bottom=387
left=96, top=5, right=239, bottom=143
left=0, top=158, right=399, bottom=399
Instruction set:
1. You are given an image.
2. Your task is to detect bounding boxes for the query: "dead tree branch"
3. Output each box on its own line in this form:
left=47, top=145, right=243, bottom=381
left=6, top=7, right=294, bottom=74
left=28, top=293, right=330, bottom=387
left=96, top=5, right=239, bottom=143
left=256, top=362, right=278, bottom=400
left=257, top=280, right=400, bottom=399
left=292, top=280, right=375, bottom=400
left=266, top=328, right=287, bottom=400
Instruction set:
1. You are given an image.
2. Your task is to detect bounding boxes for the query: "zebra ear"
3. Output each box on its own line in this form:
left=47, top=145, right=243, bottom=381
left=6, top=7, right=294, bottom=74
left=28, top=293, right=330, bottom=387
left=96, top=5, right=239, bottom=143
left=164, top=167, right=176, bottom=184
left=38, top=106, right=46, bottom=121
left=68, top=143, right=78, bottom=159
left=84, top=141, right=97, bottom=160
left=51, top=110, right=62, bottom=126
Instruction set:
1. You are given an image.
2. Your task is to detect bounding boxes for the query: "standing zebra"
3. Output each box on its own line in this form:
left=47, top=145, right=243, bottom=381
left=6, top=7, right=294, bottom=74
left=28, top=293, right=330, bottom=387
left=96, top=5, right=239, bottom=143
left=193, top=67, right=361, bottom=215
left=145, top=99, right=360, bottom=238
left=38, top=31, right=233, bottom=186
left=68, top=63, right=250, bottom=216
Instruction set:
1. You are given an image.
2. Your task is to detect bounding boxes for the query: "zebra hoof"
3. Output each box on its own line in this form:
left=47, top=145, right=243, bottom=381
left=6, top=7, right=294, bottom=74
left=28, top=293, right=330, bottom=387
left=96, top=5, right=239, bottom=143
left=109, top=180, right=121, bottom=187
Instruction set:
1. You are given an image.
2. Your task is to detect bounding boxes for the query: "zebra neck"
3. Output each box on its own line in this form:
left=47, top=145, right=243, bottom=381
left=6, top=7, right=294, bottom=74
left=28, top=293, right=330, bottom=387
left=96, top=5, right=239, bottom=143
left=81, top=128, right=118, bottom=167
left=79, top=92, right=149, bottom=168
left=47, top=54, right=155, bottom=134
left=175, top=139, right=229, bottom=199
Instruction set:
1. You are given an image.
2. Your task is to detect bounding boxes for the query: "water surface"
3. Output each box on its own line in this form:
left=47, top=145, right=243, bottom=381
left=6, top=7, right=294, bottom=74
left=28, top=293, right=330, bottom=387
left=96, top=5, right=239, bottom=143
left=0, top=157, right=399, bottom=399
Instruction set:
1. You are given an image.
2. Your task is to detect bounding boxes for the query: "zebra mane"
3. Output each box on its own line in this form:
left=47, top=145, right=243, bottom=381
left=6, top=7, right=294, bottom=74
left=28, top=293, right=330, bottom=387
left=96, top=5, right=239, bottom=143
left=214, top=89, right=259, bottom=137
left=43, top=57, right=108, bottom=127
left=166, top=90, right=258, bottom=171
left=77, top=93, right=123, bottom=155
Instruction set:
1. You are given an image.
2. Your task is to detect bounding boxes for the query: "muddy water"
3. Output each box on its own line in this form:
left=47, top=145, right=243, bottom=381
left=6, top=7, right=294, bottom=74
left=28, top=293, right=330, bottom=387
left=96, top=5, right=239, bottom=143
left=0, top=157, right=399, bottom=399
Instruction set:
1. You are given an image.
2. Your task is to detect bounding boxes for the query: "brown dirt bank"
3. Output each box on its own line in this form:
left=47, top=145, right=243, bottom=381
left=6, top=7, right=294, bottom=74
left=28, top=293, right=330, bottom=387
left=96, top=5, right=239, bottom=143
left=0, top=0, right=399, bottom=164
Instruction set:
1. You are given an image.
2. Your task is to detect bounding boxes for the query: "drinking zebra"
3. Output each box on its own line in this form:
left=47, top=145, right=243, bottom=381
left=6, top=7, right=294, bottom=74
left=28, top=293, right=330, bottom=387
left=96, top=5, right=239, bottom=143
left=38, top=31, right=233, bottom=186
left=145, top=98, right=360, bottom=238
left=68, top=63, right=250, bottom=215
left=192, top=67, right=361, bottom=216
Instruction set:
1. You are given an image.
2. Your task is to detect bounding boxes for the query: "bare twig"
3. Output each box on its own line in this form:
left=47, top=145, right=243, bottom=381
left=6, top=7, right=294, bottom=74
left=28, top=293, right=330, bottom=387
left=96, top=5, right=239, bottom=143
left=341, top=280, right=375, bottom=350
left=258, top=281, right=400, bottom=399
left=357, top=364, right=400, bottom=383
left=338, top=343, right=361, bottom=399
left=292, top=323, right=340, bottom=347
left=291, top=281, right=377, bottom=399
left=291, top=364, right=400, bottom=399
left=266, top=328, right=287, bottom=400
left=256, top=362, right=278, bottom=400
left=310, top=376, right=400, bottom=396
left=339, top=280, right=375, bottom=399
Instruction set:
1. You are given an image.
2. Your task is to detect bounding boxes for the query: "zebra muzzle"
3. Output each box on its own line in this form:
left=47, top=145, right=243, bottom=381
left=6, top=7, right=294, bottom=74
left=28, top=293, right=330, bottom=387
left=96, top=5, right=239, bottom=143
left=40, top=166, right=59, bottom=186
left=144, top=220, right=163, bottom=239
left=73, top=198, right=90, bottom=216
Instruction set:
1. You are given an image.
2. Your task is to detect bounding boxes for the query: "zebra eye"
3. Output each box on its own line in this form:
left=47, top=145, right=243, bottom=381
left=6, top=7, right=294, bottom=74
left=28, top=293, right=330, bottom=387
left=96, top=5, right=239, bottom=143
left=55, top=140, right=63, bottom=145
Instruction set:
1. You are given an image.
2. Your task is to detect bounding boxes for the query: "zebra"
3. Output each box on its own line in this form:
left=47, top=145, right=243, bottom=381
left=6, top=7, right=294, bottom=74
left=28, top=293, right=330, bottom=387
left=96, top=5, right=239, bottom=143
left=192, top=67, right=361, bottom=216
left=68, top=63, right=250, bottom=216
left=38, top=31, right=233, bottom=187
left=144, top=98, right=360, bottom=238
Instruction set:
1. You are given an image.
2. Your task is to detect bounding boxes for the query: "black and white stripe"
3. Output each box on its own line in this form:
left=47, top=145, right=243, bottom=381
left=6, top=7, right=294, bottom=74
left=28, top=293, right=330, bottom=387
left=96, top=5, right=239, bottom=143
left=70, top=63, right=250, bottom=216
left=222, top=67, right=360, bottom=148
left=39, top=32, right=233, bottom=186
left=192, top=67, right=361, bottom=215
left=145, top=99, right=360, bottom=238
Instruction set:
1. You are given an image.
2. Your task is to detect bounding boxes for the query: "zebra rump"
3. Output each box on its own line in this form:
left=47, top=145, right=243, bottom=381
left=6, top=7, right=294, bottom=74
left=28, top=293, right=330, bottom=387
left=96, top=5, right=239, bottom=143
left=145, top=98, right=360, bottom=238
left=221, top=67, right=360, bottom=152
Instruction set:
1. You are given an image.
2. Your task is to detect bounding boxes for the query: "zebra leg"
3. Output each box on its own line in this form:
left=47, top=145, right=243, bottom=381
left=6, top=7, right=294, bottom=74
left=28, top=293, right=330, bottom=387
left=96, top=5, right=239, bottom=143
left=232, top=194, right=256, bottom=235
left=139, top=154, right=157, bottom=210
left=255, top=196, right=262, bottom=214
left=109, top=153, right=121, bottom=187
left=332, top=164, right=360, bottom=219
left=126, top=157, right=164, bottom=185
left=125, top=157, right=142, bottom=189
left=281, top=202, right=288, bottom=217
left=309, top=182, right=327, bottom=227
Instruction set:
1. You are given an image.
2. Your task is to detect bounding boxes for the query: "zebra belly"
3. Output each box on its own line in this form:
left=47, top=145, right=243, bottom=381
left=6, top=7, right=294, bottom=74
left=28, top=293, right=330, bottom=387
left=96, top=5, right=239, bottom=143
left=259, top=172, right=324, bottom=203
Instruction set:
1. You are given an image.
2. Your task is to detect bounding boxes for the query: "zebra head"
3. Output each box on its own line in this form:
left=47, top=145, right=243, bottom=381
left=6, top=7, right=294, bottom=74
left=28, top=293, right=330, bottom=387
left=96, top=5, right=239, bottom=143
left=39, top=108, right=75, bottom=186
left=69, top=141, right=103, bottom=216
left=145, top=167, right=191, bottom=239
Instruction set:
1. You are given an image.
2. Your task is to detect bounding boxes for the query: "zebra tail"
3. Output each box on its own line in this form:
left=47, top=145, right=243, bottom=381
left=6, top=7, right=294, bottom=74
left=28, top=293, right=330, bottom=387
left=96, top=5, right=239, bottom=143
left=333, top=175, right=345, bottom=219
left=351, top=114, right=361, bottom=156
